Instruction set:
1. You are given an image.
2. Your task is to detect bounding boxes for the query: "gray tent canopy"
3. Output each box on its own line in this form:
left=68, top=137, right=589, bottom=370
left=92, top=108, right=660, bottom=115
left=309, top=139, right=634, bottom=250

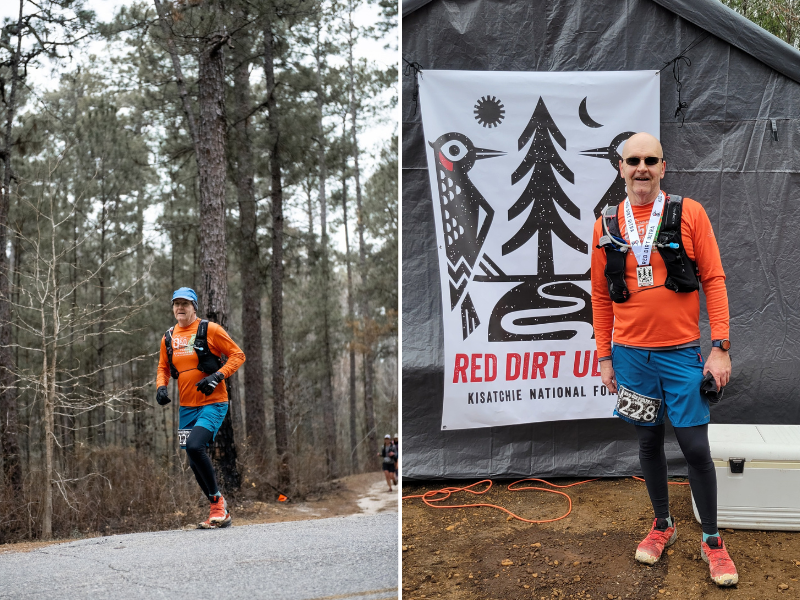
left=402, top=0, right=800, bottom=479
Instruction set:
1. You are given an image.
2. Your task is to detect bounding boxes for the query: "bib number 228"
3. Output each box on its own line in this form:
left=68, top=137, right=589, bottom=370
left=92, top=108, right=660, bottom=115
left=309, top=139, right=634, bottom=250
left=616, top=386, right=661, bottom=423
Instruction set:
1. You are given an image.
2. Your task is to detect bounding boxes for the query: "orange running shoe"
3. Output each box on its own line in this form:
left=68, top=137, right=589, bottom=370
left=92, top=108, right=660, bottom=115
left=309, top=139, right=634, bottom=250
left=198, top=495, right=231, bottom=529
left=635, top=517, right=677, bottom=565
left=701, top=536, right=738, bottom=586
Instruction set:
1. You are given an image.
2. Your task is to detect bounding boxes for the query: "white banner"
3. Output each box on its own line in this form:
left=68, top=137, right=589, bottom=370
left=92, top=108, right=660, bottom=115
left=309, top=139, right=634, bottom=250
left=418, top=70, right=660, bottom=430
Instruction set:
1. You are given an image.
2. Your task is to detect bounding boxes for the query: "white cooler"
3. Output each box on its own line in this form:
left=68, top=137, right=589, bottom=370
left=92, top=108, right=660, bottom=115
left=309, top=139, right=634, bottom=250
left=690, top=424, right=800, bottom=531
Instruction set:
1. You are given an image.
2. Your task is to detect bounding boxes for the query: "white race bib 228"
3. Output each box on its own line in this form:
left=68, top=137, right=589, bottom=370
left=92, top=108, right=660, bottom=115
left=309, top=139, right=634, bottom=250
left=616, top=386, right=661, bottom=423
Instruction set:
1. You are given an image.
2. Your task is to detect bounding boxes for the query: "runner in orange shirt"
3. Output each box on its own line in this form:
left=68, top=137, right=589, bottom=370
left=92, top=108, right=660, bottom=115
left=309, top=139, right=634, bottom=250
left=591, top=133, right=736, bottom=587
left=156, top=287, right=245, bottom=528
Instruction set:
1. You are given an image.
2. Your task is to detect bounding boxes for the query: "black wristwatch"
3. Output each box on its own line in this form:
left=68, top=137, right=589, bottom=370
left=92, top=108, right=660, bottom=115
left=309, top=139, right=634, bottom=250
left=712, top=339, right=731, bottom=351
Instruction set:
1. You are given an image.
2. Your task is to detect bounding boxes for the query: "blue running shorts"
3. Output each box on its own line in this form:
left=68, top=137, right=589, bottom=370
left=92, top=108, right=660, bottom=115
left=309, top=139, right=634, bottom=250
left=179, top=402, right=228, bottom=440
left=611, top=345, right=710, bottom=427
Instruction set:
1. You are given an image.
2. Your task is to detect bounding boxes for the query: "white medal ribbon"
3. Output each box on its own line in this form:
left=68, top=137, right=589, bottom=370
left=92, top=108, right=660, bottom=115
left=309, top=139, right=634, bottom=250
left=623, top=191, right=665, bottom=266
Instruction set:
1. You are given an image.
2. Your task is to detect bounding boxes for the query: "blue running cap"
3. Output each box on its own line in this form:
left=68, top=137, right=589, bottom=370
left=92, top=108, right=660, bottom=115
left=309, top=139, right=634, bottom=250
left=172, top=287, right=198, bottom=309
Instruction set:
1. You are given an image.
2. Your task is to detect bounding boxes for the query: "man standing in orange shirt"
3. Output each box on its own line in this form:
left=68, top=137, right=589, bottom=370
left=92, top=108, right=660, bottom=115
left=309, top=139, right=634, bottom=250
left=591, top=133, right=736, bottom=586
left=156, top=287, right=245, bottom=529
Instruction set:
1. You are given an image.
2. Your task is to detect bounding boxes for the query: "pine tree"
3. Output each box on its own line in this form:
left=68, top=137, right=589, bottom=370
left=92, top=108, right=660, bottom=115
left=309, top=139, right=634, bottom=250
left=503, top=97, right=588, bottom=273
left=152, top=0, right=241, bottom=492
left=490, top=97, right=592, bottom=342
left=229, top=6, right=268, bottom=466
left=262, top=8, right=291, bottom=490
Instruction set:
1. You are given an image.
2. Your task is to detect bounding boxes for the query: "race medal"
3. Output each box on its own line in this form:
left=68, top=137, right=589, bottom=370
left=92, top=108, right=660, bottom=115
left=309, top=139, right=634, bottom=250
left=636, top=265, right=654, bottom=287
left=178, top=428, right=192, bottom=449
left=623, top=193, right=665, bottom=279
left=616, top=386, right=661, bottom=423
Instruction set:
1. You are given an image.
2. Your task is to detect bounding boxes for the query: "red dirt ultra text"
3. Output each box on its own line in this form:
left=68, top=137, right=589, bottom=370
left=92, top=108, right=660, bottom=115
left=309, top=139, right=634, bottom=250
left=452, top=351, right=603, bottom=383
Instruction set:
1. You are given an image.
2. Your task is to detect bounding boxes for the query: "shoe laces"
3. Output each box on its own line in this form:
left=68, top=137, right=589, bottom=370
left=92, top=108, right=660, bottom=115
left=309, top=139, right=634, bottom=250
left=705, top=538, right=735, bottom=569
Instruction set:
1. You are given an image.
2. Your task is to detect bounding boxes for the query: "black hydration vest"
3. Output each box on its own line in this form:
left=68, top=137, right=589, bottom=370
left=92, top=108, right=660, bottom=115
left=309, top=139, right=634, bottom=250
left=164, top=319, right=223, bottom=379
left=598, top=195, right=700, bottom=304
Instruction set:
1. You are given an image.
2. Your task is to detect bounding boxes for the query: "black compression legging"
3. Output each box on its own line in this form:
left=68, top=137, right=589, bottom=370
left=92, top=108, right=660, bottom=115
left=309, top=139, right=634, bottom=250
left=185, top=426, right=219, bottom=500
left=635, top=423, right=718, bottom=535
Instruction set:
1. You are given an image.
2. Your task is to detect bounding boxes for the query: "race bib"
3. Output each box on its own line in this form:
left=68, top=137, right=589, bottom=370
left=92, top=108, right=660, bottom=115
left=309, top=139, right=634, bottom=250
left=178, top=428, right=192, bottom=449
left=616, top=386, right=661, bottom=423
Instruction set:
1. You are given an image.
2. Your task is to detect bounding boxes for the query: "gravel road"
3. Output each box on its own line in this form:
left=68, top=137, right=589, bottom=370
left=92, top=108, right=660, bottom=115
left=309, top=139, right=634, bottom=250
left=0, top=512, right=398, bottom=600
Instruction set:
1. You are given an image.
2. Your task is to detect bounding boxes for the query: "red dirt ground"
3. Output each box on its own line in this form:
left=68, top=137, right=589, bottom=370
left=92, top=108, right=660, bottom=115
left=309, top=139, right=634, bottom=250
left=402, top=477, right=800, bottom=600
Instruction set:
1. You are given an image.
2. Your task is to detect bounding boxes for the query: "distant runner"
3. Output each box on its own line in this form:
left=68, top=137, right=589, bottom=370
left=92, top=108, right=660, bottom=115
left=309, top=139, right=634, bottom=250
left=156, top=287, right=246, bottom=528
left=591, top=133, right=736, bottom=586
left=380, top=434, right=398, bottom=492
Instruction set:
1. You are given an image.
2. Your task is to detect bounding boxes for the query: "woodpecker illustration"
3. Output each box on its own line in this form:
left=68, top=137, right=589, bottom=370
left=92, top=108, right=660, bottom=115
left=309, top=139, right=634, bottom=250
left=581, top=131, right=636, bottom=218
left=429, top=132, right=504, bottom=339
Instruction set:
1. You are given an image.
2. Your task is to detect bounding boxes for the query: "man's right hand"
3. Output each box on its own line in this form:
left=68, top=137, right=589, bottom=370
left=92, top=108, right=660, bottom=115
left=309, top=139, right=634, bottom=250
left=156, top=386, right=171, bottom=406
left=600, top=360, right=617, bottom=394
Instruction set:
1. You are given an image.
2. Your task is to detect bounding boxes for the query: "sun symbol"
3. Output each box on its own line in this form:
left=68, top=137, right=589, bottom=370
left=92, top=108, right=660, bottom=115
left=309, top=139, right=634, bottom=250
left=474, top=96, right=505, bottom=128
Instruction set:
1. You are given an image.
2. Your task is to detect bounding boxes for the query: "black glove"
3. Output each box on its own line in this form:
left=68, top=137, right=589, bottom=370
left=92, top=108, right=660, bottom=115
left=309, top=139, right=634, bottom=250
left=196, top=371, right=224, bottom=396
left=156, top=386, right=171, bottom=406
left=700, top=372, right=724, bottom=405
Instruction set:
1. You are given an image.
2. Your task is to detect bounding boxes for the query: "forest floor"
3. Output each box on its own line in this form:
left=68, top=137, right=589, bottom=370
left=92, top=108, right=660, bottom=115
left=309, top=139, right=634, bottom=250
left=0, top=471, right=398, bottom=555
left=402, top=478, right=800, bottom=600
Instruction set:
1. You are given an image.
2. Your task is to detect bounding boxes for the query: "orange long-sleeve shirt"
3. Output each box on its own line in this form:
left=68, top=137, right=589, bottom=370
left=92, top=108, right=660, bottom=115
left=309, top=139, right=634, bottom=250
left=590, top=193, right=729, bottom=357
left=156, top=318, right=245, bottom=407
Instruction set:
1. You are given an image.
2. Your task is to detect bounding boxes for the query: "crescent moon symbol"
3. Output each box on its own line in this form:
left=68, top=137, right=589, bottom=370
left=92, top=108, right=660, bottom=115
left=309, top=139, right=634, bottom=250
left=579, top=97, right=604, bottom=128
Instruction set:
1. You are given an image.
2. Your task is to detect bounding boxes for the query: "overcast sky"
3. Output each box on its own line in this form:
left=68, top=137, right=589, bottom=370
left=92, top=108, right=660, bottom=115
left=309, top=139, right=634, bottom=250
left=1, top=0, right=121, bottom=22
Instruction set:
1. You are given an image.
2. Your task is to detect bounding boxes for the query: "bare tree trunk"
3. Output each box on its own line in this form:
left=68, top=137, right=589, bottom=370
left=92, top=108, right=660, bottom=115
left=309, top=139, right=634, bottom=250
left=67, top=195, right=79, bottom=467
left=0, top=3, right=23, bottom=493
left=196, top=44, right=229, bottom=328
left=340, top=125, right=358, bottom=473
left=42, top=227, right=61, bottom=540
left=263, top=20, right=290, bottom=490
left=304, top=187, right=312, bottom=240
left=347, top=1, right=378, bottom=469
left=314, top=29, right=337, bottom=480
left=231, top=27, right=267, bottom=465
left=42, top=321, right=54, bottom=540
left=162, top=401, right=169, bottom=463
left=132, top=186, right=145, bottom=456
left=196, top=32, right=240, bottom=493
left=96, top=193, right=107, bottom=447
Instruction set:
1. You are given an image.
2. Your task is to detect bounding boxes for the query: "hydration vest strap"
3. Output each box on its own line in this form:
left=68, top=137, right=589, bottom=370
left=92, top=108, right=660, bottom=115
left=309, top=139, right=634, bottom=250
left=196, top=319, right=209, bottom=348
left=656, top=195, right=700, bottom=293
left=662, top=195, right=683, bottom=231
left=603, top=204, right=622, bottom=237
left=604, top=246, right=630, bottom=303
left=194, top=320, right=224, bottom=375
left=599, top=204, right=631, bottom=303
left=164, top=320, right=223, bottom=379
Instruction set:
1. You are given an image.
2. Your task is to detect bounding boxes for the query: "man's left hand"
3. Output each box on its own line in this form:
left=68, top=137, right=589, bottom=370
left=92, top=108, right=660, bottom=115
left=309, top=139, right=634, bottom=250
left=703, top=347, right=731, bottom=390
left=196, top=371, right=224, bottom=396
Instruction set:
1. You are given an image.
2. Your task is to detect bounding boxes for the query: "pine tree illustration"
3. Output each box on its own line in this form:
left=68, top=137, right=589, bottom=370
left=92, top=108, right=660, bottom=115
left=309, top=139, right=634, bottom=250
left=502, top=97, right=587, bottom=274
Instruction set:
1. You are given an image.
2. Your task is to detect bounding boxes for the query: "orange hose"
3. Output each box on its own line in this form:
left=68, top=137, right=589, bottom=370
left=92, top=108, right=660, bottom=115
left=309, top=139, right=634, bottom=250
left=402, top=477, right=599, bottom=524
left=402, top=476, right=690, bottom=524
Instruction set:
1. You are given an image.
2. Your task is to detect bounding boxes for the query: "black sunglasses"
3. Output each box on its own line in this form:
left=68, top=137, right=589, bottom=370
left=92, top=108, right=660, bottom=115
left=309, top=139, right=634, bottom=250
left=625, top=156, right=662, bottom=166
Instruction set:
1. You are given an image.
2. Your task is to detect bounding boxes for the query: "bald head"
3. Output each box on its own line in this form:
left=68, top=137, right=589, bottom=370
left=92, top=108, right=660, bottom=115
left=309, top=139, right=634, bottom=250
left=619, top=132, right=666, bottom=205
left=621, top=132, right=663, bottom=160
